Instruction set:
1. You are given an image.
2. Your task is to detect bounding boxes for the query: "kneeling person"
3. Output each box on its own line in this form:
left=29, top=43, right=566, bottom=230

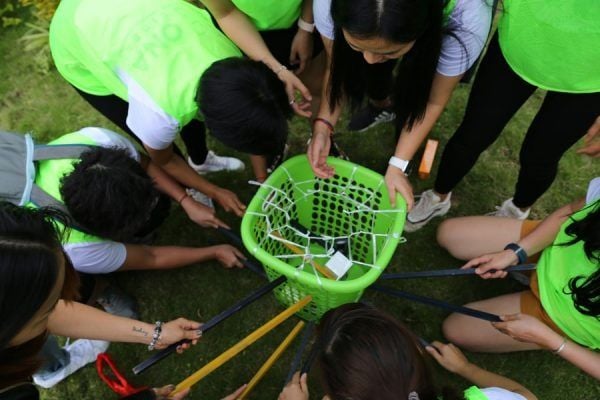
left=34, top=127, right=245, bottom=275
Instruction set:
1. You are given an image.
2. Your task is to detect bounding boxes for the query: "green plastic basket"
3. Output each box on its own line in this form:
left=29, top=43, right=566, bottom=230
left=241, top=155, right=406, bottom=321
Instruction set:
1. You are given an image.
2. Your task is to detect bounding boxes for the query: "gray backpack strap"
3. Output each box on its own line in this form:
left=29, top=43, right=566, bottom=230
left=33, top=144, right=97, bottom=161
left=29, top=184, right=71, bottom=215
left=29, top=184, right=93, bottom=234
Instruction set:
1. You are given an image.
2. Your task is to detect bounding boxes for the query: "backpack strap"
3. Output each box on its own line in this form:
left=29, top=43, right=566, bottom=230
left=29, top=184, right=72, bottom=215
left=33, top=144, right=97, bottom=161
left=29, top=184, right=93, bottom=234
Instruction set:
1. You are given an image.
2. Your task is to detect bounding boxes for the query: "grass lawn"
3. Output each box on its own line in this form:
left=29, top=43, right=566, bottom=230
left=1, top=19, right=599, bottom=400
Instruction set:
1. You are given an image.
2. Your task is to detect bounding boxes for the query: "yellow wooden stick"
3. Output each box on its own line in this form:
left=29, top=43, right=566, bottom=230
left=172, top=296, right=312, bottom=395
left=272, top=231, right=336, bottom=279
left=239, top=321, right=305, bottom=400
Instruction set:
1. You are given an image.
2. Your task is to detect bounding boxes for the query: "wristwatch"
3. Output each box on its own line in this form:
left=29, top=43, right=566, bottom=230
left=389, top=156, right=410, bottom=175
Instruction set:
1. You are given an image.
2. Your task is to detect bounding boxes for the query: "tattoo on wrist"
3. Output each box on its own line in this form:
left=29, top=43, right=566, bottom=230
left=133, top=326, right=149, bottom=337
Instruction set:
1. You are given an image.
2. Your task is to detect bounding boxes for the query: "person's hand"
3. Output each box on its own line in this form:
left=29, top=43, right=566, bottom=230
left=290, top=29, right=313, bottom=75
left=181, top=196, right=230, bottom=229
left=307, top=131, right=334, bottom=178
left=384, top=165, right=414, bottom=210
left=279, top=372, right=309, bottom=400
left=212, top=188, right=246, bottom=217
left=577, top=115, right=600, bottom=157
left=153, top=385, right=189, bottom=400
left=278, top=68, right=312, bottom=117
left=213, top=244, right=246, bottom=268
left=222, top=384, right=248, bottom=400
left=156, top=318, right=202, bottom=353
left=492, top=313, right=564, bottom=350
left=425, top=341, right=471, bottom=375
left=461, top=250, right=518, bottom=279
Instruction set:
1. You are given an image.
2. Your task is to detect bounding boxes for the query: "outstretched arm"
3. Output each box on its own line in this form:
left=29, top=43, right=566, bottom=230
left=307, top=35, right=340, bottom=179
left=427, top=341, right=537, bottom=399
left=385, top=73, right=462, bottom=210
left=145, top=145, right=245, bottom=220
left=493, top=313, right=600, bottom=381
left=48, top=301, right=201, bottom=350
left=463, top=197, right=585, bottom=278
left=121, top=243, right=245, bottom=270
left=202, top=0, right=312, bottom=117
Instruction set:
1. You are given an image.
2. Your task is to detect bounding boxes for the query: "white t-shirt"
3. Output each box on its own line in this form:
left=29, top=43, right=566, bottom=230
left=62, top=127, right=138, bottom=274
left=479, top=387, right=527, bottom=400
left=117, top=68, right=180, bottom=151
left=314, top=0, right=492, bottom=76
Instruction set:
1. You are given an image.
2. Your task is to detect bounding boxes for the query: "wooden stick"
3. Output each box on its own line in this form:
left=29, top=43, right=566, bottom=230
left=172, top=296, right=312, bottom=395
left=239, top=321, right=306, bottom=399
left=418, top=139, right=438, bottom=180
left=272, top=231, right=336, bottom=279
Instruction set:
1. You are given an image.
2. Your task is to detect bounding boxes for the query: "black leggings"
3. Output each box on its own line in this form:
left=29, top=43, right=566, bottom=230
left=75, top=88, right=209, bottom=164
left=435, top=34, right=600, bottom=208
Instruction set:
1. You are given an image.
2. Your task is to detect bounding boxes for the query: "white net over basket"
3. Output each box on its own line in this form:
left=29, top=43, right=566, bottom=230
left=242, top=156, right=406, bottom=320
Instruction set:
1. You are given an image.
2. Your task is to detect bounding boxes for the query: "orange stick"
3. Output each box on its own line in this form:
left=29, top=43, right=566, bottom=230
left=418, top=139, right=439, bottom=180
left=239, top=321, right=306, bottom=399
left=172, top=296, right=312, bottom=395
left=272, top=231, right=336, bottom=279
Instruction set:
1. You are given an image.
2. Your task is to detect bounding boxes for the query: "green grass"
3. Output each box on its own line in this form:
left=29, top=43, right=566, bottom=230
left=2, top=22, right=599, bottom=400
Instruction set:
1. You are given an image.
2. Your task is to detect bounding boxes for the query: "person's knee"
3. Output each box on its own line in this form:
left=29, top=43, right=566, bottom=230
left=442, top=307, right=479, bottom=350
left=442, top=314, right=466, bottom=346
left=437, top=219, right=467, bottom=259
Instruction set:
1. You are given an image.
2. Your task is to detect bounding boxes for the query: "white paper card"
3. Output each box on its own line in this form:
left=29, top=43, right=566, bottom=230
left=326, top=251, right=352, bottom=280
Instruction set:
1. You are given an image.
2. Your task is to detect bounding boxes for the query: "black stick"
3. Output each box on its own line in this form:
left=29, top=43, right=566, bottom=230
left=132, top=275, right=287, bottom=375
left=289, top=220, right=348, bottom=256
left=300, top=338, right=321, bottom=375
left=370, top=284, right=502, bottom=322
left=379, top=263, right=536, bottom=281
left=216, top=227, right=266, bottom=278
left=285, top=322, right=315, bottom=384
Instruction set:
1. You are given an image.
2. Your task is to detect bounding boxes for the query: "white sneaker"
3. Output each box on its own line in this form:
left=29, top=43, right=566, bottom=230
left=404, top=190, right=452, bottom=232
left=188, top=151, right=245, bottom=174
left=186, top=188, right=215, bottom=209
left=488, top=198, right=530, bottom=219
left=33, top=339, right=109, bottom=389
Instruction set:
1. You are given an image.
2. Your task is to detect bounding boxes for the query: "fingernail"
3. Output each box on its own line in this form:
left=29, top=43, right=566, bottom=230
left=167, top=384, right=175, bottom=390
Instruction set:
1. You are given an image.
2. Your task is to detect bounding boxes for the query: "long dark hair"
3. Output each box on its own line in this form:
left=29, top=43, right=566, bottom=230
left=563, top=201, right=600, bottom=317
left=329, top=0, right=446, bottom=131
left=316, top=303, right=459, bottom=400
left=0, top=203, right=79, bottom=387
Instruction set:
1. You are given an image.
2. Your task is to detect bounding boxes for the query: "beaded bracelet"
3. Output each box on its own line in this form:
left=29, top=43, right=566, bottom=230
left=148, top=321, right=163, bottom=351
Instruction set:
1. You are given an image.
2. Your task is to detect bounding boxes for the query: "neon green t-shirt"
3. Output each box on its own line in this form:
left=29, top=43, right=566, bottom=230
left=538, top=197, right=600, bottom=349
left=498, top=0, right=600, bottom=93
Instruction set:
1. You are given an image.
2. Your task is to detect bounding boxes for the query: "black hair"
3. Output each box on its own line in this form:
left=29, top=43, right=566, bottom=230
left=60, top=147, right=169, bottom=243
left=316, top=303, right=460, bottom=400
left=199, top=57, right=293, bottom=156
left=0, top=203, right=79, bottom=386
left=329, top=0, right=458, bottom=131
left=562, top=201, right=600, bottom=317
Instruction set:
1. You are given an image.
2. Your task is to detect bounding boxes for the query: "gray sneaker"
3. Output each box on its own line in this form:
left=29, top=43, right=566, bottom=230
left=488, top=198, right=530, bottom=219
left=96, top=285, right=140, bottom=319
left=404, top=190, right=452, bottom=232
left=186, top=188, right=215, bottom=209
left=33, top=339, right=109, bottom=389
